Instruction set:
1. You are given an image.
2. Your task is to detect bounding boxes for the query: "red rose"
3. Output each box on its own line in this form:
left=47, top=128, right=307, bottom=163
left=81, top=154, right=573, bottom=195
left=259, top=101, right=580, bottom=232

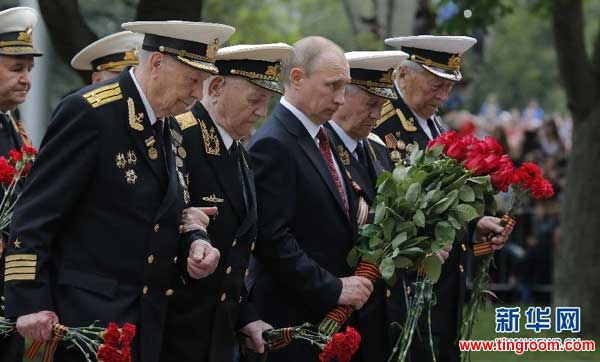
left=490, top=156, right=514, bottom=192
left=428, top=130, right=459, bottom=153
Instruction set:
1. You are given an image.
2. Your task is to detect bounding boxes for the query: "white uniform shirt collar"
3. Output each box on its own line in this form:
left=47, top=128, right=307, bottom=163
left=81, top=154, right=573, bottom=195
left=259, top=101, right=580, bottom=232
left=328, top=120, right=359, bottom=157
left=280, top=97, right=321, bottom=144
left=214, top=121, right=235, bottom=151
left=129, top=68, right=158, bottom=126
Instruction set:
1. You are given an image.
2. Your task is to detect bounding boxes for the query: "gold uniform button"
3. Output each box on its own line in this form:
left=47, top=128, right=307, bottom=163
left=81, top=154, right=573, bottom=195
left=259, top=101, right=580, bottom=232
left=459, top=264, right=465, bottom=273
left=165, top=289, right=174, bottom=296
left=142, top=285, right=148, bottom=295
left=173, top=256, right=178, bottom=264
left=406, top=286, right=411, bottom=295
left=226, top=266, right=232, bottom=275
left=232, top=239, right=237, bottom=247
left=147, top=255, right=155, bottom=264
left=386, top=289, right=391, bottom=298
left=154, top=224, right=160, bottom=232
left=220, top=292, right=227, bottom=302
left=245, top=269, right=250, bottom=277
left=461, top=243, right=467, bottom=252
left=250, top=242, right=256, bottom=251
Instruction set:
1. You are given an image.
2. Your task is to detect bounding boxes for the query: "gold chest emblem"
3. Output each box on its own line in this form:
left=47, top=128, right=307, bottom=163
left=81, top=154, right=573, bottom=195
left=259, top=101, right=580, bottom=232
left=199, top=120, right=221, bottom=155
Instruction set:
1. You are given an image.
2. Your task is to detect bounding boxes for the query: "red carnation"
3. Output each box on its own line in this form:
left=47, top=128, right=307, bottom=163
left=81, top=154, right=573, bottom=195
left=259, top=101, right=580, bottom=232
left=9, top=149, right=22, bottom=162
left=0, top=157, right=16, bottom=184
left=103, top=322, right=121, bottom=346
left=119, top=323, right=136, bottom=346
left=512, top=163, right=542, bottom=191
left=97, top=344, right=122, bottom=362
left=21, top=145, right=37, bottom=156
left=530, top=178, right=555, bottom=199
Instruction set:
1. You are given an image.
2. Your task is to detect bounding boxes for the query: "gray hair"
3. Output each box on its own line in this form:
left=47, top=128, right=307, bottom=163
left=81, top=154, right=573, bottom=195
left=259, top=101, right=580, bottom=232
left=282, top=36, right=345, bottom=86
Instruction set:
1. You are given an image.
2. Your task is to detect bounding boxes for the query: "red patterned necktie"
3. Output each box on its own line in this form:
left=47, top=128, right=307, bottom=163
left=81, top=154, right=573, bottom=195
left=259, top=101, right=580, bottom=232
left=317, top=127, right=349, bottom=214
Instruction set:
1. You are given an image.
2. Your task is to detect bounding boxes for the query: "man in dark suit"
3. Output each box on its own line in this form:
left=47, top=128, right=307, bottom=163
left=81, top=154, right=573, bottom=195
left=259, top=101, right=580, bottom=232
left=0, top=6, right=42, bottom=361
left=162, top=43, right=294, bottom=362
left=247, top=36, right=374, bottom=362
left=373, top=35, right=510, bottom=362
left=3, top=21, right=234, bottom=362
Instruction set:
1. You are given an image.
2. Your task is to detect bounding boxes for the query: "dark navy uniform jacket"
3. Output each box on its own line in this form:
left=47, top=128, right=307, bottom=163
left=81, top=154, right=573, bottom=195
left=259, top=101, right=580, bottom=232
left=161, top=103, right=257, bottom=362
left=4, top=69, right=200, bottom=362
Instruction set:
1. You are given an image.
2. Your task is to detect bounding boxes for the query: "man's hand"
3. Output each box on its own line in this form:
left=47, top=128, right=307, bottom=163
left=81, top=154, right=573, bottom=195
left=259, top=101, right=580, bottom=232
left=16, top=311, right=59, bottom=341
left=239, top=320, right=273, bottom=354
left=187, top=239, right=220, bottom=279
left=338, top=276, right=373, bottom=310
left=179, top=206, right=218, bottom=233
left=475, top=216, right=512, bottom=251
left=436, top=244, right=453, bottom=263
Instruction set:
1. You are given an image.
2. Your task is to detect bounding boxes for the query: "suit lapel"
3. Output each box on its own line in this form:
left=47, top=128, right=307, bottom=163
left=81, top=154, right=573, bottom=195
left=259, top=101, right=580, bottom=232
left=192, top=105, right=246, bottom=220
left=120, top=72, right=166, bottom=185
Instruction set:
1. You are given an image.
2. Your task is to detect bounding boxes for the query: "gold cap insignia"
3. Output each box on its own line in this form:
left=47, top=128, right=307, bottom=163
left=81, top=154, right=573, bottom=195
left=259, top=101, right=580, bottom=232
left=265, top=64, right=281, bottom=78
left=123, top=49, right=138, bottom=61
left=206, top=38, right=219, bottom=61
left=17, top=28, right=33, bottom=44
left=448, top=54, right=461, bottom=70
left=379, top=69, right=393, bottom=84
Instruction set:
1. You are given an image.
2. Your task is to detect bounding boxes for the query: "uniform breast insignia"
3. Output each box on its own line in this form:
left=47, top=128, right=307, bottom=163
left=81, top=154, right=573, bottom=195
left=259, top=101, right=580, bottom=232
left=126, top=150, right=137, bottom=166
left=336, top=145, right=351, bottom=166
left=144, top=136, right=158, bottom=160
left=115, top=153, right=126, bottom=169
left=177, top=146, right=186, bottom=159
left=199, top=120, right=221, bottom=156
left=384, top=133, right=403, bottom=163
left=83, top=82, right=122, bottom=108
left=127, top=97, right=144, bottom=131
left=397, top=109, right=417, bottom=132
left=175, top=112, right=198, bottom=131
left=176, top=157, right=183, bottom=168
left=202, top=194, right=224, bottom=203
left=170, top=127, right=183, bottom=146
left=13, top=238, right=22, bottom=249
left=125, top=169, right=138, bottom=184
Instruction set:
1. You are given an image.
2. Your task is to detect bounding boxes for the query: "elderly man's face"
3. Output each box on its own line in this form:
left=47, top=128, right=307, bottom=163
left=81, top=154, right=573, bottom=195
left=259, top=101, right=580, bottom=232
left=399, top=67, right=454, bottom=119
left=0, top=55, right=34, bottom=112
left=339, top=87, right=386, bottom=140
left=294, top=51, right=350, bottom=124
left=151, top=54, right=207, bottom=117
left=215, top=76, right=274, bottom=140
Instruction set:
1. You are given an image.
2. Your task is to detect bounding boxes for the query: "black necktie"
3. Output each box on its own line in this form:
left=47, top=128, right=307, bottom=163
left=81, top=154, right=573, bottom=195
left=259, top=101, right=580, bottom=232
left=355, top=141, right=369, bottom=170
left=0, top=113, right=9, bottom=129
left=427, top=118, right=439, bottom=139
left=230, top=141, right=249, bottom=211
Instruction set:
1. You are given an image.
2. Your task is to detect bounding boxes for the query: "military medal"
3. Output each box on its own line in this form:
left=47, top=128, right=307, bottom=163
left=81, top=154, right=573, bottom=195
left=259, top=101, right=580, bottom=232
left=176, top=156, right=183, bottom=168
left=178, top=146, right=186, bottom=159
left=148, top=147, right=158, bottom=160
left=127, top=150, right=137, bottom=165
left=115, top=153, right=126, bottom=169
left=125, top=169, right=138, bottom=184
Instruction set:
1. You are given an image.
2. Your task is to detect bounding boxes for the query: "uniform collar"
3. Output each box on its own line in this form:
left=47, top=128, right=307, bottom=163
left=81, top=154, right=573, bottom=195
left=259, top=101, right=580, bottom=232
left=129, top=67, right=158, bottom=126
left=395, top=81, right=436, bottom=140
left=328, top=120, right=358, bottom=156
left=214, top=120, right=234, bottom=151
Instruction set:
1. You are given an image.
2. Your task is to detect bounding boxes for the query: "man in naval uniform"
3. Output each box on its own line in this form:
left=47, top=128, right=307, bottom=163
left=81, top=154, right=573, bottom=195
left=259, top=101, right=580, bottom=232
left=373, top=35, right=510, bottom=362
left=162, top=43, right=294, bottom=362
left=3, top=20, right=234, bottom=362
left=71, top=30, right=143, bottom=84
left=0, top=6, right=42, bottom=361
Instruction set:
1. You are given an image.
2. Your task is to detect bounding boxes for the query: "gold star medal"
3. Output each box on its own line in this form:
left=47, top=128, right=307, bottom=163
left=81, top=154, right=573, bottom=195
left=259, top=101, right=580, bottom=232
left=148, top=147, right=158, bottom=160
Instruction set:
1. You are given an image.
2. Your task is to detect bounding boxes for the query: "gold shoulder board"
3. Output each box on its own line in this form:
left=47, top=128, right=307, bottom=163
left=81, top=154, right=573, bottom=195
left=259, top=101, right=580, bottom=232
left=175, top=111, right=198, bottom=131
left=376, top=100, right=396, bottom=127
left=83, top=82, right=122, bottom=108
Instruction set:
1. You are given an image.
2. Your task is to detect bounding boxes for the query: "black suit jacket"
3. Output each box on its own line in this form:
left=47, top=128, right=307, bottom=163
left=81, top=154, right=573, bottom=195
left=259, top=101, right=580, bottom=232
left=374, top=88, right=469, bottom=362
left=4, top=70, right=199, bottom=362
left=162, top=103, right=258, bottom=362
left=247, top=103, right=359, bottom=361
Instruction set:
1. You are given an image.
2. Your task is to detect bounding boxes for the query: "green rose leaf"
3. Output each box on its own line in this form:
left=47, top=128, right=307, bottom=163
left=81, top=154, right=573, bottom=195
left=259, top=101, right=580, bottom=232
left=435, top=221, right=456, bottom=244
left=346, top=246, right=361, bottom=267
left=413, top=209, right=426, bottom=227
left=459, top=185, right=475, bottom=202
left=422, top=254, right=442, bottom=283
left=391, top=232, right=408, bottom=248
left=374, top=202, right=386, bottom=224
left=455, top=204, right=479, bottom=222
left=394, top=256, right=414, bottom=269
left=380, top=256, right=395, bottom=281
left=405, top=182, right=421, bottom=204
